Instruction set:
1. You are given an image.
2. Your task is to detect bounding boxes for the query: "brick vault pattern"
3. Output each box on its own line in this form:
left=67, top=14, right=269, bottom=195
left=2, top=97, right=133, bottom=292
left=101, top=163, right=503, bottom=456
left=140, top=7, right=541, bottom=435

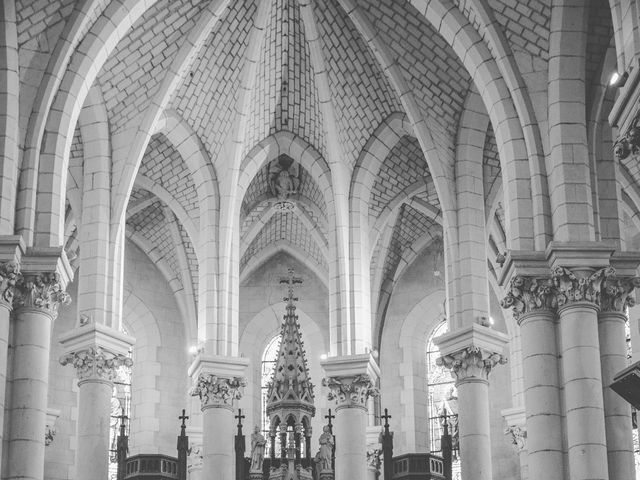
left=356, top=0, right=471, bottom=160
left=16, top=0, right=74, bottom=49
left=244, top=0, right=326, bottom=158
left=127, top=200, right=184, bottom=291
left=313, top=0, right=402, bottom=169
left=99, top=0, right=211, bottom=135
left=178, top=221, right=198, bottom=311
left=173, top=0, right=256, bottom=164
left=369, top=136, right=430, bottom=221
left=139, top=134, right=200, bottom=223
left=240, top=210, right=327, bottom=272
left=67, top=127, right=84, bottom=202
left=374, top=204, right=440, bottom=288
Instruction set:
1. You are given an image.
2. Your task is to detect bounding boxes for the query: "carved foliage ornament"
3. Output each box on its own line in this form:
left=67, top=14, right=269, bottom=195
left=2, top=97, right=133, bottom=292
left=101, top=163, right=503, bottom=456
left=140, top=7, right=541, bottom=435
left=14, top=272, right=71, bottom=317
left=322, top=374, right=379, bottom=409
left=551, top=266, right=614, bottom=307
left=600, top=276, right=640, bottom=312
left=0, top=261, right=19, bottom=307
left=60, top=346, right=132, bottom=383
left=190, top=374, right=247, bottom=409
left=614, top=109, right=640, bottom=161
left=366, top=449, right=381, bottom=471
left=45, top=425, right=56, bottom=446
left=436, top=346, right=507, bottom=382
left=504, top=425, right=526, bottom=452
left=500, top=276, right=556, bottom=320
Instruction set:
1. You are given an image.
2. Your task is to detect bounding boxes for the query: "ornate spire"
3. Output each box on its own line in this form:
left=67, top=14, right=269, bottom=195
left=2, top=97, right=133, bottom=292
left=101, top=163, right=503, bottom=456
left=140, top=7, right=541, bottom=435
left=265, top=269, right=315, bottom=418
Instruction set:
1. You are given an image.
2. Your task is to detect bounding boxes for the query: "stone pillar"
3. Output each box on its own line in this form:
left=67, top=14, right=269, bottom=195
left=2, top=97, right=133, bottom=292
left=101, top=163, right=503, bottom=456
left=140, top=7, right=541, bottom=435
left=598, top=275, right=639, bottom=480
left=189, top=355, right=248, bottom=480
left=501, top=276, right=564, bottom=480
left=435, top=324, right=508, bottom=480
left=7, top=262, right=71, bottom=480
left=552, top=265, right=610, bottom=480
left=321, top=354, right=379, bottom=480
left=59, top=323, right=135, bottom=480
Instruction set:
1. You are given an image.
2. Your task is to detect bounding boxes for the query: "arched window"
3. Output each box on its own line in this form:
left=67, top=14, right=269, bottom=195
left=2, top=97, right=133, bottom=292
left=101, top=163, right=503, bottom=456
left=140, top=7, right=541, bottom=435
left=426, top=319, right=461, bottom=479
left=108, top=337, right=133, bottom=480
left=262, top=335, right=281, bottom=455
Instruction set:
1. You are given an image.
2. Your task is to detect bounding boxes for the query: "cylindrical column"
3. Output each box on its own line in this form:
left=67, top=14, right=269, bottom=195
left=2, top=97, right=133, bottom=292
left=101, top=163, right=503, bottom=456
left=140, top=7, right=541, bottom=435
left=203, top=406, right=234, bottom=478
left=190, top=372, right=246, bottom=480
left=456, top=378, right=491, bottom=480
left=598, top=309, right=635, bottom=479
left=6, top=307, right=53, bottom=480
left=520, top=310, right=564, bottom=479
left=59, top=339, right=133, bottom=480
left=335, top=406, right=368, bottom=479
left=558, top=302, right=608, bottom=480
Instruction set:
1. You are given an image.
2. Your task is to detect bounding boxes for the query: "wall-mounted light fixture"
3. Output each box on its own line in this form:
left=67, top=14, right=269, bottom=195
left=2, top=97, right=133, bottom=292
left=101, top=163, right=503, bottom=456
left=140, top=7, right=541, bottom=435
left=610, top=71, right=629, bottom=88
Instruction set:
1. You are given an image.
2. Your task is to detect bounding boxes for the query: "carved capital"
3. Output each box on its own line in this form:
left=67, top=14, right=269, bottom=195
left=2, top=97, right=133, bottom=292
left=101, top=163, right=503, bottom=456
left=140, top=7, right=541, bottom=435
left=322, top=374, right=378, bottom=410
left=60, top=346, right=132, bottom=383
left=551, top=266, right=615, bottom=308
left=500, top=275, right=557, bottom=320
left=14, top=272, right=71, bottom=318
left=0, top=261, right=19, bottom=308
left=190, top=374, right=246, bottom=410
left=600, top=276, right=640, bottom=312
left=436, top=346, right=507, bottom=383
left=366, top=449, right=381, bottom=472
left=504, top=425, right=527, bottom=452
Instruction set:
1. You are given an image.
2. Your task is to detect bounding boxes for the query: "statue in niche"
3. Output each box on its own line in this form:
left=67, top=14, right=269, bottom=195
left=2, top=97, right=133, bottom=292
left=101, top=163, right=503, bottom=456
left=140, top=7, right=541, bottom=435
left=268, top=155, right=299, bottom=205
left=317, top=425, right=334, bottom=471
left=250, top=425, right=266, bottom=471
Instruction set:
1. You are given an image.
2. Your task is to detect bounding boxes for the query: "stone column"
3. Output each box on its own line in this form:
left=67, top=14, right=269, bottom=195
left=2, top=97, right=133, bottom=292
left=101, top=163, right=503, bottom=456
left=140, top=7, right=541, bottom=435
left=321, top=354, right=379, bottom=480
left=189, top=355, right=248, bottom=480
left=501, top=276, right=564, bottom=480
left=598, top=275, right=639, bottom=480
left=552, top=265, right=611, bottom=480
left=7, top=267, right=71, bottom=480
left=59, top=323, right=135, bottom=480
left=435, top=324, right=508, bottom=480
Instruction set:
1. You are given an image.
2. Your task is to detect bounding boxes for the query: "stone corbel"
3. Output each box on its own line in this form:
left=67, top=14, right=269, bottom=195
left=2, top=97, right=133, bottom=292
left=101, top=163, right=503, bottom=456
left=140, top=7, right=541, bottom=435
left=502, top=406, right=526, bottom=452
left=45, top=408, right=61, bottom=446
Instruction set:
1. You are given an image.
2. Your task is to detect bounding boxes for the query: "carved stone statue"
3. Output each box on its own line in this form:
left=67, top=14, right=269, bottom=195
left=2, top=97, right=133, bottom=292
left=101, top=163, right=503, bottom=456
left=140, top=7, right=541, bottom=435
left=250, top=425, right=266, bottom=472
left=318, top=425, right=334, bottom=471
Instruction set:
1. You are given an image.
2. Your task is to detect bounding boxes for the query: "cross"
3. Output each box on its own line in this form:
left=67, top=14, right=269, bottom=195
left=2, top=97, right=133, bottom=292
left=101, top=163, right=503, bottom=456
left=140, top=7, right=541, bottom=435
left=118, top=408, right=128, bottom=436
left=380, top=408, right=392, bottom=434
left=325, top=408, right=335, bottom=433
left=179, top=408, right=189, bottom=432
left=280, top=268, right=303, bottom=303
left=235, top=409, right=245, bottom=435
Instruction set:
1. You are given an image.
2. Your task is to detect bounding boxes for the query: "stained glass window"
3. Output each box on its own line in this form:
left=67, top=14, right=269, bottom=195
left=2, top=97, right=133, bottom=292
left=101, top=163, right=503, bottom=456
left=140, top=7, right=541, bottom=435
left=426, top=319, right=461, bottom=479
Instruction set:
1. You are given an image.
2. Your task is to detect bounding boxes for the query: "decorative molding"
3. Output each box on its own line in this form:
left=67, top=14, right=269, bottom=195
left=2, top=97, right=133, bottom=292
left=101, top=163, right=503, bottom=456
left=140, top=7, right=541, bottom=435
left=366, top=449, right=381, bottom=472
left=600, top=276, right=640, bottom=312
left=322, top=374, right=379, bottom=410
left=500, top=275, right=556, bottom=320
left=190, top=374, right=246, bottom=410
left=59, top=346, right=132, bottom=383
left=436, top=346, right=507, bottom=383
left=504, top=425, right=527, bottom=452
left=13, top=272, right=71, bottom=318
left=551, top=266, right=615, bottom=307
left=0, top=261, right=19, bottom=308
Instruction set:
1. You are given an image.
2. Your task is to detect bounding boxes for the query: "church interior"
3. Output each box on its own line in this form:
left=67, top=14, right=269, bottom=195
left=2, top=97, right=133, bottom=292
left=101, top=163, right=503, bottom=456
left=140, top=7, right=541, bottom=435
left=1, top=0, right=639, bottom=479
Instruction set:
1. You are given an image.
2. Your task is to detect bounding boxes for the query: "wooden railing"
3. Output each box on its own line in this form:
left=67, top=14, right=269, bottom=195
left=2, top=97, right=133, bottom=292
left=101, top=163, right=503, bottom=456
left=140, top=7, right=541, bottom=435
left=124, top=454, right=179, bottom=479
left=391, top=453, right=445, bottom=479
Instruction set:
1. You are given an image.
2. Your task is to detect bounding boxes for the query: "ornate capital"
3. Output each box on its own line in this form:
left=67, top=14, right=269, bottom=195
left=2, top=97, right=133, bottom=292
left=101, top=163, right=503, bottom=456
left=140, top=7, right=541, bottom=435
left=437, top=346, right=507, bottom=383
left=500, top=275, right=556, bottom=320
left=504, top=425, right=527, bottom=452
left=14, top=272, right=71, bottom=318
left=600, top=276, right=640, bottom=312
left=59, top=346, right=132, bottom=383
left=0, top=261, right=19, bottom=308
left=551, top=266, right=614, bottom=308
left=190, top=374, right=246, bottom=410
left=367, top=449, right=381, bottom=472
left=322, top=374, right=379, bottom=410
